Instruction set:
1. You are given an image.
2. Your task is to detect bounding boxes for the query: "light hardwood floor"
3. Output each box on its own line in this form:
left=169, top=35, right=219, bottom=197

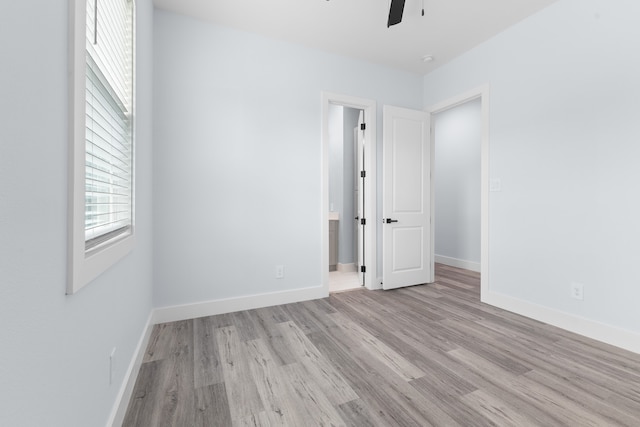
left=123, top=264, right=640, bottom=426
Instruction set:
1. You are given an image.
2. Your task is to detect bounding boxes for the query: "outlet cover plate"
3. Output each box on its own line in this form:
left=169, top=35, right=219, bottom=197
left=570, top=282, right=584, bottom=300
left=275, top=265, right=284, bottom=279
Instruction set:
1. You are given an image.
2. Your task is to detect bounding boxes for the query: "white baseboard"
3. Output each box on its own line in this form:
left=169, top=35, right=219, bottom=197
left=435, top=254, right=481, bottom=272
left=151, top=286, right=328, bottom=324
left=483, top=290, right=640, bottom=355
left=107, top=312, right=154, bottom=427
left=337, top=263, right=356, bottom=273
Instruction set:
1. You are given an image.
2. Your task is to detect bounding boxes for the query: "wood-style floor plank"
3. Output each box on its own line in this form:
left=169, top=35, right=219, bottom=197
left=524, top=369, right=640, bottom=426
left=328, top=311, right=425, bottom=381
left=194, top=383, right=232, bottom=427
left=243, top=338, right=306, bottom=426
left=193, top=316, right=222, bottom=388
left=160, top=349, right=196, bottom=426
left=335, top=398, right=389, bottom=427
left=461, top=389, right=545, bottom=427
left=122, top=360, right=167, bottom=426
left=305, top=329, right=433, bottom=426
left=450, top=347, right=614, bottom=426
left=143, top=320, right=191, bottom=363
left=123, top=263, right=640, bottom=426
left=280, top=362, right=347, bottom=426
left=246, top=307, right=298, bottom=366
left=277, top=320, right=359, bottom=406
left=409, top=376, right=494, bottom=427
left=215, top=325, right=264, bottom=421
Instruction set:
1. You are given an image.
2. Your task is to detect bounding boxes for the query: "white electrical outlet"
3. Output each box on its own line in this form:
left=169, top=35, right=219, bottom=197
left=570, top=282, right=584, bottom=300
left=109, top=347, right=117, bottom=385
left=275, top=265, right=285, bottom=279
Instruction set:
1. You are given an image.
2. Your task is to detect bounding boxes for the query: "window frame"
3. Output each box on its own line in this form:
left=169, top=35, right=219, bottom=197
left=68, top=0, right=136, bottom=294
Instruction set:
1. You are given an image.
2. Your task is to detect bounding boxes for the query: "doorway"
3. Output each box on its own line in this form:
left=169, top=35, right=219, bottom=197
left=328, top=105, right=363, bottom=292
left=321, top=92, right=377, bottom=295
left=428, top=85, right=490, bottom=300
left=432, top=98, right=482, bottom=273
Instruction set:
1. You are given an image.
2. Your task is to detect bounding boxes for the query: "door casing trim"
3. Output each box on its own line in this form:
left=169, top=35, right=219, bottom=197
left=321, top=92, right=378, bottom=293
left=427, top=84, right=490, bottom=301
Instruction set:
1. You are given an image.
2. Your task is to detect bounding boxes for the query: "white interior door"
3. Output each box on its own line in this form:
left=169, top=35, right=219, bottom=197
left=355, top=111, right=365, bottom=285
left=382, top=105, right=433, bottom=290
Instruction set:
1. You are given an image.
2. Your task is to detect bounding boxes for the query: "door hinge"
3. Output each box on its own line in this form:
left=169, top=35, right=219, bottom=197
left=360, top=218, right=366, bottom=225
left=360, top=123, right=366, bottom=131
left=360, top=170, right=366, bottom=178
left=361, top=265, right=366, bottom=273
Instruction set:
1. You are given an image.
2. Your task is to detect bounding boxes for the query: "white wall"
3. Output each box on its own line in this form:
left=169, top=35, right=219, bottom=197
left=424, top=0, right=640, bottom=340
left=433, top=98, right=481, bottom=266
left=0, top=1, right=154, bottom=426
left=152, top=10, right=423, bottom=307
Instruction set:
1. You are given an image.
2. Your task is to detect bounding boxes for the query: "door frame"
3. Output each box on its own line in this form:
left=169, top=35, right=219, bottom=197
left=321, top=92, right=377, bottom=293
left=427, top=85, right=490, bottom=301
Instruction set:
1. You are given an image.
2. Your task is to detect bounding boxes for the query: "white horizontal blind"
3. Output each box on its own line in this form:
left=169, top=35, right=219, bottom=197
left=84, top=0, right=134, bottom=250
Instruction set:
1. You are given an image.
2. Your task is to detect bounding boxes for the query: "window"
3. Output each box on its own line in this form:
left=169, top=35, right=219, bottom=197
left=68, top=0, right=135, bottom=294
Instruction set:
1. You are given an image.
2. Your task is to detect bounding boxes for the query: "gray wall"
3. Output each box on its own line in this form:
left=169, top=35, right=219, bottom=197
left=328, top=105, right=358, bottom=266
left=152, top=9, right=423, bottom=306
left=329, top=106, right=361, bottom=266
left=329, top=105, right=344, bottom=217
left=340, top=107, right=361, bottom=265
left=434, top=98, right=481, bottom=264
left=424, top=0, right=640, bottom=335
left=0, top=0, right=155, bottom=425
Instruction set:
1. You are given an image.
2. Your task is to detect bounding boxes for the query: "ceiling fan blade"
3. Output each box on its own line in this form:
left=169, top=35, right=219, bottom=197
left=387, top=0, right=406, bottom=27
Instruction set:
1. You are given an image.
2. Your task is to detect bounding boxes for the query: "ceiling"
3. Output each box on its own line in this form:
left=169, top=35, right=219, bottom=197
left=153, top=0, right=559, bottom=75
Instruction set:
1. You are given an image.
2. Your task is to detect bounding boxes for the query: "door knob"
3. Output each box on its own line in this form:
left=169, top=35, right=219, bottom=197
left=384, top=218, right=398, bottom=223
